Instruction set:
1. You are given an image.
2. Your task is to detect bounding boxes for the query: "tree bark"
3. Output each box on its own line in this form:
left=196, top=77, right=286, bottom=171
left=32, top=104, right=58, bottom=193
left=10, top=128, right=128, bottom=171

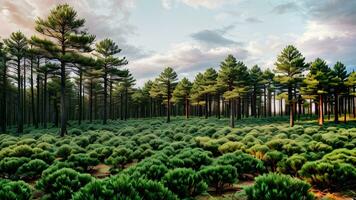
left=318, top=94, right=324, bottom=126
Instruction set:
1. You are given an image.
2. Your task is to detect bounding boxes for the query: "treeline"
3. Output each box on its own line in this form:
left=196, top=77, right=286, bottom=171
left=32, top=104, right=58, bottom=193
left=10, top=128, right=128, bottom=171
left=1, top=4, right=356, bottom=135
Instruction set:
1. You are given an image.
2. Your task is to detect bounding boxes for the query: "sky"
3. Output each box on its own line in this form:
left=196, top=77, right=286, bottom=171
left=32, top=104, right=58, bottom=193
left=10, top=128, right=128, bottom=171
left=0, top=0, right=356, bottom=86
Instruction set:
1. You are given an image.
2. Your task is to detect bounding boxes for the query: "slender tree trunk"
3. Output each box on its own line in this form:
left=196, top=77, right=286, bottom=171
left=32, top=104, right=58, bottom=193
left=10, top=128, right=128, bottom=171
left=78, top=70, right=82, bottom=125
left=205, top=94, right=208, bottom=119
left=103, top=68, right=108, bottom=124
left=30, top=57, right=35, bottom=126
left=17, top=58, right=23, bottom=134
left=288, top=86, right=294, bottom=127
left=319, top=94, right=324, bottom=126
left=23, top=58, right=26, bottom=126
left=229, top=99, right=235, bottom=128
left=120, top=93, right=124, bottom=120
left=334, top=93, right=339, bottom=124
left=43, top=72, right=47, bottom=128
left=167, top=82, right=171, bottom=123
left=60, top=45, right=67, bottom=137
left=1, top=59, right=7, bottom=132
left=89, top=80, right=93, bottom=123
left=125, top=88, right=128, bottom=121
left=185, top=97, right=189, bottom=119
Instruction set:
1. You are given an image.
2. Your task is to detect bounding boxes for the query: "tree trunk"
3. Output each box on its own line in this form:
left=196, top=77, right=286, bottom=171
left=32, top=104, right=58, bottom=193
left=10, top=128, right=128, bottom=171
left=17, top=57, right=23, bottom=134
left=103, top=68, right=108, bottom=125
left=185, top=97, right=189, bottom=119
left=167, top=82, right=171, bottom=123
left=318, top=94, right=324, bottom=126
left=78, top=70, right=82, bottom=125
left=60, top=47, right=67, bottom=137
left=1, top=59, right=7, bottom=132
left=288, top=86, right=294, bottom=127
left=43, top=72, right=47, bottom=128
left=89, top=80, right=93, bottom=123
left=229, top=99, right=235, bottom=128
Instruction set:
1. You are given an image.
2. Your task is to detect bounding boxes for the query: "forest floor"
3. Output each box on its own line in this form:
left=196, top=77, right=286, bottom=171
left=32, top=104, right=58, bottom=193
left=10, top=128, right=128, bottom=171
left=1, top=116, right=356, bottom=199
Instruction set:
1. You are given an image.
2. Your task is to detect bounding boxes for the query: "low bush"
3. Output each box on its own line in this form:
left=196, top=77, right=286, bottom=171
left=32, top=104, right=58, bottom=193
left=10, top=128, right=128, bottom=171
left=215, top=151, right=265, bottom=177
left=299, top=161, right=356, bottom=190
left=73, top=175, right=178, bottom=200
left=0, top=179, right=32, bottom=200
left=36, top=168, right=93, bottom=200
left=56, top=144, right=72, bottom=159
left=262, top=151, right=285, bottom=172
left=199, top=165, right=237, bottom=194
left=16, top=159, right=48, bottom=180
left=0, top=157, right=30, bottom=179
left=244, top=173, right=315, bottom=200
left=67, top=153, right=99, bottom=172
left=278, top=154, right=307, bottom=176
left=162, top=168, right=207, bottom=198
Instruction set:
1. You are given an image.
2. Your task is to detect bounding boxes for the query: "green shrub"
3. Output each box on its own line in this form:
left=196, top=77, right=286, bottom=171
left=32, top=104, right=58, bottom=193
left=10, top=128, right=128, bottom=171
left=162, top=168, right=207, bottom=198
left=245, top=173, right=315, bottom=200
left=73, top=175, right=178, bottom=200
left=215, top=151, right=265, bottom=177
left=218, top=141, right=246, bottom=154
left=0, top=179, right=32, bottom=200
left=262, top=151, right=285, bottom=172
left=299, top=161, right=356, bottom=190
left=16, top=159, right=48, bottom=180
left=170, top=148, right=212, bottom=170
left=67, top=153, right=99, bottom=172
left=105, top=147, right=133, bottom=169
left=11, top=145, right=34, bottom=157
left=32, top=150, right=55, bottom=164
left=0, top=157, right=30, bottom=178
left=56, top=144, right=72, bottom=159
left=36, top=168, right=93, bottom=200
left=199, top=165, right=237, bottom=194
left=278, top=154, right=307, bottom=176
left=68, top=128, right=82, bottom=136
left=129, top=159, right=168, bottom=181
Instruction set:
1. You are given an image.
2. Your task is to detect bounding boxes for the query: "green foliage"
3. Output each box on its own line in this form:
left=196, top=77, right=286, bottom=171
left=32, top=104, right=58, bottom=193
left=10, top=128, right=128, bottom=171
left=16, top=159, right=48, bottom=180
left=36, top=168, right=93, bottom=200
left=67, top=153, right=99, bottom=172
left=245, top=173, right=315, bottom=200
left=199, top=165, right=237, bottom=193
left=162, top=168, right=207, bottom=198
left=73, top=175, right=178, bottom=200
left=56, top=144, right=72, bottom=159
left=0, top=179, right=32, bottom=200
left=278, top=154, right=307, bottom=176
left=215, top=151, right=265, bottom=177
left=0, top=157, right=30, bottom=178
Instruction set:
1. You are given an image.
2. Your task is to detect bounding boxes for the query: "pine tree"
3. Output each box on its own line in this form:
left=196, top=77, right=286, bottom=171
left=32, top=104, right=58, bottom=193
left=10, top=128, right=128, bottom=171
left=329, top=62, right=347, bottom=123
left=157, top=67, right=178, bottom=123
left=202, top=68, right=218, bottom=118
left=0, top=39, right=8, bottom=132
left=34, top=4, right=92, bottom=136
left=95, top=39, right=127, bottom=124
left=4, top=31, right=28, bottom=134
left=248, top=65, right=264, bottom=117
left=173, top=77, right=192, bottom=119
left=303, top=58, right=330, bottom=125
left=217, top=55, right=240, bottom=128
left=274, top=45, right=308, bottom=127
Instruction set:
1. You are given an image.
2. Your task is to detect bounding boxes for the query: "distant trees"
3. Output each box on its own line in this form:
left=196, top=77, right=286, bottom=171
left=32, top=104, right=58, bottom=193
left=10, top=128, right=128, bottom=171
left=274, top=45, right=308, bottom=127
left=95, top=39, right=127, bottom=124
left=157, top=67, right=178, bottom=123
left=0, top=3, right=355, bottom=131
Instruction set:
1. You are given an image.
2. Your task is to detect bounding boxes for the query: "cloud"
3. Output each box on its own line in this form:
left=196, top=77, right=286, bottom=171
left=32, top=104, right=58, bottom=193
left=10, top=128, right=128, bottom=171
left=271, top=2, right=299, bottom=14
left=296, top=0, right=356, bottom=66
left=0, top=0, right=142, bottom=59
left=245, top=17, right=263, bottom=23
left=190, top=25, right=238, bottom=46
left=127, top=42, right=248, bottom=85
left=161, top=0, right=240, bottom=9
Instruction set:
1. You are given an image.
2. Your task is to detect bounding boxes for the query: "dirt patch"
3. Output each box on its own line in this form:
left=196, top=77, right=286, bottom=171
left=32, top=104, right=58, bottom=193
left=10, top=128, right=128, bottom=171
left=312, top=189, right=355, bottom=200
left=91, top=164, right=111, bottom=178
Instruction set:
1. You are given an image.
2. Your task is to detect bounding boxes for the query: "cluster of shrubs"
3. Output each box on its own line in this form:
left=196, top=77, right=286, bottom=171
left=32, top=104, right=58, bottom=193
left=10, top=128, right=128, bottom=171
left=0, top=117, right=355, bottom=199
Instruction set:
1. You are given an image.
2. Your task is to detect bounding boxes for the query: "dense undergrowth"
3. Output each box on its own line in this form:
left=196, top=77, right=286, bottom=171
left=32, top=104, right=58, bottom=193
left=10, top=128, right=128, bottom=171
left=0, top=117, right=355, bottom=200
